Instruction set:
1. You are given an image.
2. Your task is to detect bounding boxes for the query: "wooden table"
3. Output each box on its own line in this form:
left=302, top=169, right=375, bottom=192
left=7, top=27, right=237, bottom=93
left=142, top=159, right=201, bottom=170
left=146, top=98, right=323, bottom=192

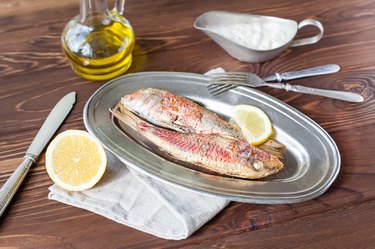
left=1, top=0, right=375, bottom=248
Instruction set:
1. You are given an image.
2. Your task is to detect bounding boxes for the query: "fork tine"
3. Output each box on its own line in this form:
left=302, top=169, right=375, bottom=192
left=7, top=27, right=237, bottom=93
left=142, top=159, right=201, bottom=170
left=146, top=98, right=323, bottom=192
left=210, top=75, right=247, bottom=80
left=209, top=76, right=247, bottom=83
left=209, top=79, right=245, bottom=85
left=208, top=84, right=229, bottom=93
left=220, top=85, right=237, bottom=92
left=208, top=72, right=248, bottom=95
left=209, top=84, right=238, bottom=97
left=207, top=84, right=220, bottom=89
left=209, top=87, right=228, bottom=97
left=211, top=72, right=248, bottom=76
left=207, top=83, right=227, bottom=91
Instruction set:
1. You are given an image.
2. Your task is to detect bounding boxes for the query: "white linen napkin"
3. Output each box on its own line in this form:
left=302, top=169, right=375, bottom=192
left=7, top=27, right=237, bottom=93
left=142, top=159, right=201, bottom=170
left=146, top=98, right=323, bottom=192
left=48, top=68, right=230, bottom=240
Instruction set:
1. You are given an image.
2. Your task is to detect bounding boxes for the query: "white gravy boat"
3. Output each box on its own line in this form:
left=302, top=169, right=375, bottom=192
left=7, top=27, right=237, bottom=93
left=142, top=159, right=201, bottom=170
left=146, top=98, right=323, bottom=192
left=194, top=11, right=324, bottom=63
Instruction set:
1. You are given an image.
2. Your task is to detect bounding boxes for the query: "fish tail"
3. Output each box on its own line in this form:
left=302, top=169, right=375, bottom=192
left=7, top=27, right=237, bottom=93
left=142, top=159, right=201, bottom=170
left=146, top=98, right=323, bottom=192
left=258, top=139, right=285, bottom=159
left=110, top=103, right=141, bottom=132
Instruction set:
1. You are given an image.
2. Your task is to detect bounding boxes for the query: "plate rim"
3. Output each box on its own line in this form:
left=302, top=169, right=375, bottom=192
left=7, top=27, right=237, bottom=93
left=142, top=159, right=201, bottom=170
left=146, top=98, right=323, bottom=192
left=83, top=71, right=341, bottom=204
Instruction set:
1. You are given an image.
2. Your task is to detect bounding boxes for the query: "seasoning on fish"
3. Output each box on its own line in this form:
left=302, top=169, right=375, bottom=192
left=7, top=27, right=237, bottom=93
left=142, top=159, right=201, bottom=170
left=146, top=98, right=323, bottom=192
left=120, top=88, right=243, bottom=138
left=120, top=88, right=285, bottom=159
left=111, top=105, right=284, bottom=179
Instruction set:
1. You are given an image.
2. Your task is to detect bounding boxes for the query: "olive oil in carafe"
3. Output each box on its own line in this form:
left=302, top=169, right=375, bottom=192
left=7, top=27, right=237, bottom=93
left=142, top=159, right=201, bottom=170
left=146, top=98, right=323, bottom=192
left=62, top=19, right=134, bottom=81
left=61, top=0, right=135, bottom=81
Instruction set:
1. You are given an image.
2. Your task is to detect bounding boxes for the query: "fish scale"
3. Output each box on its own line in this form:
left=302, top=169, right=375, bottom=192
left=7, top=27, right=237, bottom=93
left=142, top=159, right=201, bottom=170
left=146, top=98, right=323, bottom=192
left=121, top=88, right=243, bottom=138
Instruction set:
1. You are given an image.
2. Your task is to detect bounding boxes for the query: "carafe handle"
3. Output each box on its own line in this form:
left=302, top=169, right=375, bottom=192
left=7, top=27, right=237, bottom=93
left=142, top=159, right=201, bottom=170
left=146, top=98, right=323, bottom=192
left=114, top=0, right=125, bottom=15
left=290, top=19, right=324, bottom=47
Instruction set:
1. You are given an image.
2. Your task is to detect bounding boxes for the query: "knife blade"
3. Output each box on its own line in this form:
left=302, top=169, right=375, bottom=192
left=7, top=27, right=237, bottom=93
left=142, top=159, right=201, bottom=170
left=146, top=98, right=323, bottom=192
left=26, top=92, right=76, bottom=158
left=0, top=92, right=76, bottom=217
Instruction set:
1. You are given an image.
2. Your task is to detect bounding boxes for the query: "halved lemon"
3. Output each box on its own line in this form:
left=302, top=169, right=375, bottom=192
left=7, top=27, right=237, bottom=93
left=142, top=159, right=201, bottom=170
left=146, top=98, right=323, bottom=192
left=45, top=130, right=107, bottom=191
left=233, top=105, right=273, bottom=145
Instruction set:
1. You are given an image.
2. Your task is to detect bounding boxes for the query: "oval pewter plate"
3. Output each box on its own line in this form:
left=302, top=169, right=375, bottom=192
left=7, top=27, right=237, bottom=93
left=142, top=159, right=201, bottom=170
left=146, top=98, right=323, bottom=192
left=83, top=72, right=340, bottom=204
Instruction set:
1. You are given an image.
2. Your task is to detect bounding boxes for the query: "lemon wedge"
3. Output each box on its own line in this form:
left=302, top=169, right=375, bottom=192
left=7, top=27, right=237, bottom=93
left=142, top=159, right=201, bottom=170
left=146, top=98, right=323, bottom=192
left=45, top=130, right=107, bottom=191
left=233, top=105, right=273, bottom=145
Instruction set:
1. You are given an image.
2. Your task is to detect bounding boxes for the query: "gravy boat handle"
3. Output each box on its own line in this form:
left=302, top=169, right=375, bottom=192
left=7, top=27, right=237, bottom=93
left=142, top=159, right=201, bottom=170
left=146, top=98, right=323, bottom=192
left=290, top=19, right=324, bottom=47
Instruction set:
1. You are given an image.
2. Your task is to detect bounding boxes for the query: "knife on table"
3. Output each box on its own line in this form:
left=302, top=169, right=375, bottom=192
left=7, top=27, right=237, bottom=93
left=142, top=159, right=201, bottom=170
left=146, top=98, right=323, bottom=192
left=0, top=92, right=76, bottom=217
left=210, top=64, right=342, bottom=96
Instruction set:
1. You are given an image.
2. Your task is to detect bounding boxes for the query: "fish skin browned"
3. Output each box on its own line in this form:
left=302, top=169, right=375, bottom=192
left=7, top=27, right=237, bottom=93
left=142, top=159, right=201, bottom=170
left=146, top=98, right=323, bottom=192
left=113, top=106, right=284, bottom=179
left=121, top=88, right=285, bottom=159
left=120, top=88, right=243, bottom=138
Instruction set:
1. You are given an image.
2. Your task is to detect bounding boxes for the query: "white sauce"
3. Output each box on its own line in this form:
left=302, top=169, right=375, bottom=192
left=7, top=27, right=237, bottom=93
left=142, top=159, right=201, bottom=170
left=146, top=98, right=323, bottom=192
left=212, top=21, right=290, bottom=50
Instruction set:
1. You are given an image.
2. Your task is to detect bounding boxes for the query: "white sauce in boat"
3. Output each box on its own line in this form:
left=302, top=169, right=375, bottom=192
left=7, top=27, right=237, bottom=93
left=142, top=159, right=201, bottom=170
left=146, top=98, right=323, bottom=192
left=212, top=21, right=290, bottom=50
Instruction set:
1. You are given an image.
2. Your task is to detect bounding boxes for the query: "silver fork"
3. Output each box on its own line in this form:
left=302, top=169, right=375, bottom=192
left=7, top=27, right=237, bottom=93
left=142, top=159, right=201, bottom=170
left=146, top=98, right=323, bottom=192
left=208, top=73, right=364, bottom=102
left=208, top=64, right=341, bottom=95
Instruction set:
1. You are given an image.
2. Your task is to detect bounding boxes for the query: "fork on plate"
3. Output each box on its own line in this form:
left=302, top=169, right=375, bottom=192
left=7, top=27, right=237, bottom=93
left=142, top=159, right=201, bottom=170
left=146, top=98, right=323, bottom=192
left=207, top=65, right=364, bottom=103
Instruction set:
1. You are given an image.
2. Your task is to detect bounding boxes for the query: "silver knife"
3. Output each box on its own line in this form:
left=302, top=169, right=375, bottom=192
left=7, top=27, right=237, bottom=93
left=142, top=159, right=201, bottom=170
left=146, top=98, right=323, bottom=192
left=0, top=92, right=76, bottom=217
left=211, top=64, right=342, bottom=96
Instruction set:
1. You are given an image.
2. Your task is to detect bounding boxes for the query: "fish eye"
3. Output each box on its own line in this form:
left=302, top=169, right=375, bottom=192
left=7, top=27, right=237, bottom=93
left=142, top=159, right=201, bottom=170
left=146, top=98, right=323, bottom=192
left=252, top=160, right=263, bottom=171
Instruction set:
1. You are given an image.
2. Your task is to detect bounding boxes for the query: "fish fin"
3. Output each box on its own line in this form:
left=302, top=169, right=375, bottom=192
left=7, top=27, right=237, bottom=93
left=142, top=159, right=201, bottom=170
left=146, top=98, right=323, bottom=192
left=226, top=120, right=285, bottom=159
left=258, top=139, right=285, bottom=159
left=110, top=103, right=140, bottom=131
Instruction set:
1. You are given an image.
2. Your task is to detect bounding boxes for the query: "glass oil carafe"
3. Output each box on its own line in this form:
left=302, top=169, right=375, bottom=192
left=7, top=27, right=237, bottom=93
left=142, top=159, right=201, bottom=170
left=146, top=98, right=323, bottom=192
left=61, top=0, right=135, bottom=81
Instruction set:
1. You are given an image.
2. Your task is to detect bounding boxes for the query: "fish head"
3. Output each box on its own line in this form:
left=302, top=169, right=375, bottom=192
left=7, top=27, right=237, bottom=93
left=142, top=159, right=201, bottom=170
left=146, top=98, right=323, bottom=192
left=236, top=143, right=283, bottom=178
left=121, top=88, right=146, bottom=108
left=250, top=147, right=284, bottom=178
left=121, top=88, right=163, bottom=111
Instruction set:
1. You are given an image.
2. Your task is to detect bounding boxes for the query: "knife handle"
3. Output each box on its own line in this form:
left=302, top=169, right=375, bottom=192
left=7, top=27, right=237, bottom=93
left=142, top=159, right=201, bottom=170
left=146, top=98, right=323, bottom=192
left=268, top=82, right=364, bottom=102
left=0, top=156, right=35, bottom=217
left=265, top=64, right=341, bottom=82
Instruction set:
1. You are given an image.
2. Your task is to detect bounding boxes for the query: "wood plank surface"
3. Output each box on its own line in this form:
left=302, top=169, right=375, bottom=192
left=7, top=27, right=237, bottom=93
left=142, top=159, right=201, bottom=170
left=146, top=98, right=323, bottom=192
left=1, top=0, right=375, bottom=248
